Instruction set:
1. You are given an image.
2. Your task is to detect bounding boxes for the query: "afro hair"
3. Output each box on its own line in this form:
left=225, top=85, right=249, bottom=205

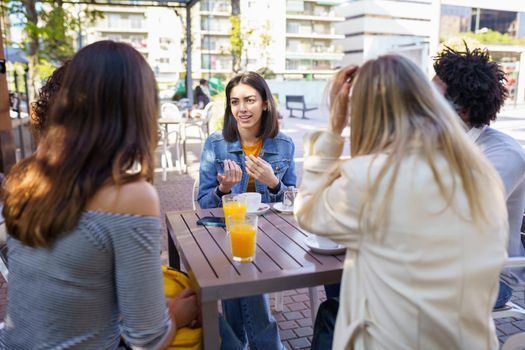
left=433, top=45, right=508, bottom=128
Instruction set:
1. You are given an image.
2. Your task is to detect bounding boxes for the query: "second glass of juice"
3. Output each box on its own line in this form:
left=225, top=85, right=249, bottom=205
left=229, top=214, right=258, bottom=262
left=222, top=194, right=247, bottom=231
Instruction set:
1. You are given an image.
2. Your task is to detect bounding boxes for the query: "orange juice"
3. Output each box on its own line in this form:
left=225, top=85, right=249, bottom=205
left=230, top=223, right=257, bottom=262
left=223, top=202, right=247, bottom=230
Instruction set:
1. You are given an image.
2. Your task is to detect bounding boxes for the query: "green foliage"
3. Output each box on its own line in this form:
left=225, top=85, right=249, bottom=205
left=229, top=15, right=242, bottom=73
left=256, top=67, right=276, bottom=79
left=210, top=92, right=226, bottom=133
left=463, top=29, right=525, bottom=45
left=40, top=6, right=75, bottom=62
left=438, top=37, right=482, bottom=54
left=5, top=1, right=103, bottom=96
left=229, top=15, right=254, bottom=73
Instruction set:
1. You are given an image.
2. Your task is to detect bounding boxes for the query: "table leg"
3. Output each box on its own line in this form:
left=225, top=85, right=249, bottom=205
left=182, top=139, right=188, bottom=174
left=167, top=228, right=180, bottom=269
left=201, top=300, right=220, bottom=350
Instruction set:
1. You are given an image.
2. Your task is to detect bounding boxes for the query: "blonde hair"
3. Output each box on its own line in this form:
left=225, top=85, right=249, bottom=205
left=301, top=55, right=502, bottom=236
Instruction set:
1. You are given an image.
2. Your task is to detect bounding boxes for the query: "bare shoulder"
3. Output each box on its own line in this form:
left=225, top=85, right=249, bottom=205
left=86, top=180, right=160, bottom=217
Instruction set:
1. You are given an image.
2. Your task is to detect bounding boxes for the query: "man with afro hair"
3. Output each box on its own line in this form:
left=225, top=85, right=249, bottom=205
left=434, top=45, right=525, bottom=309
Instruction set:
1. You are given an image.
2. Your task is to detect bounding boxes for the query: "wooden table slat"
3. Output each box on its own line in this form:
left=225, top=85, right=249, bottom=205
left=262, top=211, right=345, bottom=265
left=166, top=212, right=217, bottom=280
left=182, top=211, right=247, bottom=280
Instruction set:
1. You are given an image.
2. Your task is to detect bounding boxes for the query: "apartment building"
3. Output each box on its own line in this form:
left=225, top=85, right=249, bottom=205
left=81, top=5, right=183, bottom=87
left=195, top=0, right=344, bottom=80
left=337, top=0, right=439, bottom=72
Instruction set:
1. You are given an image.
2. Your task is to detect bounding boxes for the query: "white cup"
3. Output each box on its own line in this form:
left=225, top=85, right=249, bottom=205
left=244, top=193, right=262, bottom=213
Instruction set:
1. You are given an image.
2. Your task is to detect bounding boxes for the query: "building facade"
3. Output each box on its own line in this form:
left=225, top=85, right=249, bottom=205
left=338, top=0, right=525, bottom=103
left=337, top=0, right=439, bottom=73
left=194, top=0, right=345, bottom=80
left=80, top=5, right=183, bottom=89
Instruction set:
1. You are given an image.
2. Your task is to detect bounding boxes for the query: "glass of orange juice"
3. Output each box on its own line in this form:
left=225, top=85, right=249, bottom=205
left=222, top=194, right=247, bottom=231
left=228, top=214, right=258, bottom=263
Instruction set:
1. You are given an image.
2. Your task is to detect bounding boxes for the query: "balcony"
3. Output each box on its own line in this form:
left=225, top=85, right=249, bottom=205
left=286, top=51, right=343, bottom=60
left=286, top=13, right=344, bottom=22
left=201, top=30, right=230, bottom=36
left=286, top=32, right=343, bottom=40
left=96, top=26, right=148, bottom=34
left=200, top=0, right=231, bottom=13
left=200, top=10, right=230, bottom=17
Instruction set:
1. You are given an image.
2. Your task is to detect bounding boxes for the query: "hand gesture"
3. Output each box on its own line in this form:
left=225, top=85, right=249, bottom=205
left=167, top=288, right=200, bottom=328
left=245, top=155, right=279, bottom=189
left=217, top=159, right=242, bottom=193
left=329, top=65, right=359, bottom=135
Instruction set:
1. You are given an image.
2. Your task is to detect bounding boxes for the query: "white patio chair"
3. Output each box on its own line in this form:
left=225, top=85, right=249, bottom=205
left=192, top=176, right=200, bottom=211
left=190, top=101, right=215, bottom=139
left=159, top=102, right=184, bottom=180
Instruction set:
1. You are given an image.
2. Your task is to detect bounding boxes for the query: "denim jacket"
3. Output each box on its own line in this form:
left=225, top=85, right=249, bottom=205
left=198, top=131, right=297, bottom=209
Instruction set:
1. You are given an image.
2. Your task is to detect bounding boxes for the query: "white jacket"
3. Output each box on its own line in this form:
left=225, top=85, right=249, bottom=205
left=295, top=131, right=508, bottom=350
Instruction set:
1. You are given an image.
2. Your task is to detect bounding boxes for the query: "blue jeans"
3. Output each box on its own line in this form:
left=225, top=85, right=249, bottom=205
left=312, top=298, right=339, bottom=350
left=219, top=294, right=284, bottom=350
left=324, top=283, right=340, bottom=299
left=494, top=281, right=513, bottom=309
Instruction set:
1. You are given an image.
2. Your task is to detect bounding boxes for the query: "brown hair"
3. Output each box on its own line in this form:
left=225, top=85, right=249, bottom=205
left=222, top=71, right=279, bottom=142
left=31, top=61, right=70, bottom=141
left=3, top=41, right=159, bottom=247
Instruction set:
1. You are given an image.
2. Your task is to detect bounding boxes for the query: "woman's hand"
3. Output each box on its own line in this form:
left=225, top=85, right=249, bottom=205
left=167, top=288, right=200, bottom=328
left=329, top=65, right=359, bottom=135
left=245, top=155, right=279, bottom=189
left=217, top=159, right=242, bottom=193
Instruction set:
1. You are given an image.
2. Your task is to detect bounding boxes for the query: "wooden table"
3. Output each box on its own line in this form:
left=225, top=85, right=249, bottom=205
left=166, top=207, right=344, bottom=350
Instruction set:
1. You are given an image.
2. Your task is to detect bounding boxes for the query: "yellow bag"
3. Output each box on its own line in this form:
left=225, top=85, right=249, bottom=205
left=162, top=265, right=203, bottom=350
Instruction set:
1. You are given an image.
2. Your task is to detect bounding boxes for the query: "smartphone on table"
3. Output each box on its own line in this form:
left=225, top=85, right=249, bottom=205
left=196, top=216, right=226, bottom=228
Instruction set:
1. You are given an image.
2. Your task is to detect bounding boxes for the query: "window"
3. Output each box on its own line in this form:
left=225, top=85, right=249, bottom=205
left=440, top=5, right=472, bottom=39
left=107, top=14, right=120, bottom=28
left=130, top=15, right=143, bottom=29
left=476, top=9, right=518, bottom=36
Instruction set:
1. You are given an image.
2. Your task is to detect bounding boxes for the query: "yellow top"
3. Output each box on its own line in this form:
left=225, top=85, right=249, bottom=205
left=242, top=139, right=263, bottom=192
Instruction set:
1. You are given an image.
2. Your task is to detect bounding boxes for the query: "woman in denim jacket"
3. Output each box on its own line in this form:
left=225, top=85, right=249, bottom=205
left=198, top=72, right=296, bottom=349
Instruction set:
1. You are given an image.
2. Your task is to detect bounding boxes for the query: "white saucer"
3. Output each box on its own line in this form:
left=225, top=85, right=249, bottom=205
left=273, top=202, right=293, bottom=214
left=305, top=235, right=346, bottom=255
left=247, top=203, right=271, bottom=215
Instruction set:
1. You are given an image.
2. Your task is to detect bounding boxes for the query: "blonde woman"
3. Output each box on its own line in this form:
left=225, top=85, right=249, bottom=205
left=295, top=55, right=508, bottom=349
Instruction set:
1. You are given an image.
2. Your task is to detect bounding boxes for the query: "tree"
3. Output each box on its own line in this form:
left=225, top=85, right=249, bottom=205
left=5, top=1, right=101, bottom=97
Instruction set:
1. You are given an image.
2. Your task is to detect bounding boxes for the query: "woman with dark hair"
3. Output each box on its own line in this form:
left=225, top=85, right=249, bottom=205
left=0, top=41, right=199, bottom=349
left=198, top=71, right=295, bottom=349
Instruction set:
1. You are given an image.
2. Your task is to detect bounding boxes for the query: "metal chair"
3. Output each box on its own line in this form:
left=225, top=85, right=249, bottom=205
left=192, top=176, right=200, bottom=211
left=190, top=101, right=215, bottom=138
left=159, top=103, right=184, bottom=180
